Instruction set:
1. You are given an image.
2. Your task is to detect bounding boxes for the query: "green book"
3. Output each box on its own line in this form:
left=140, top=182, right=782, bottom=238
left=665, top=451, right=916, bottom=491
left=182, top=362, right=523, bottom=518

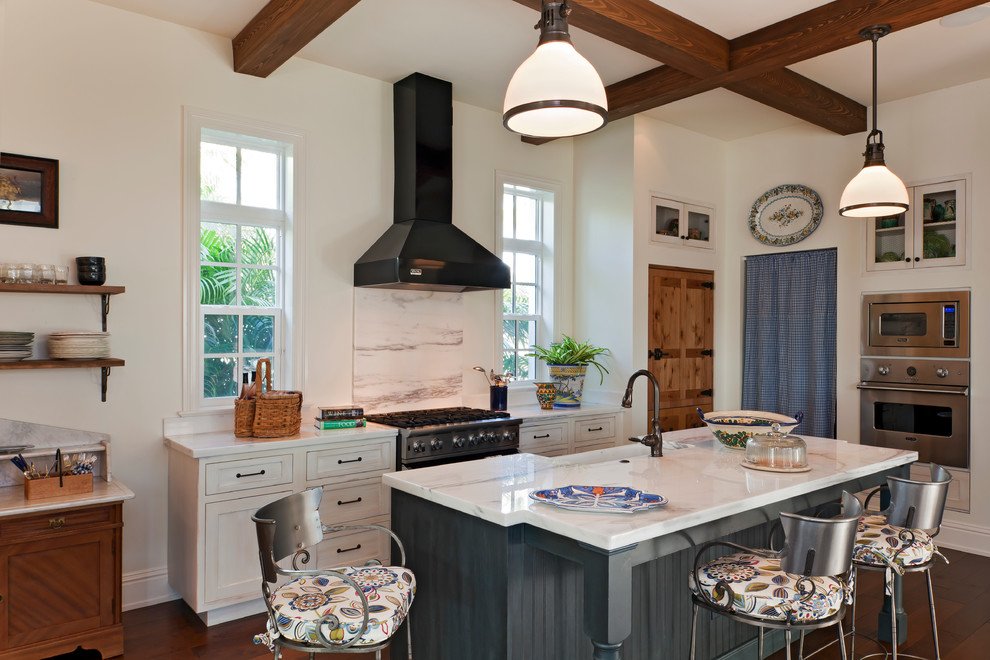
left=314, top=418, right=367, bottom=430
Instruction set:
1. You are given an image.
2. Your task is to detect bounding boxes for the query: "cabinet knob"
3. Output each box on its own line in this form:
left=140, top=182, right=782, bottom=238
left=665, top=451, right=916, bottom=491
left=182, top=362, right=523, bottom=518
left=905, top=258, right=911, bottom=262
left=914, top=257, right=921, bottom=262
left=49, top=517, right=65, bottom=530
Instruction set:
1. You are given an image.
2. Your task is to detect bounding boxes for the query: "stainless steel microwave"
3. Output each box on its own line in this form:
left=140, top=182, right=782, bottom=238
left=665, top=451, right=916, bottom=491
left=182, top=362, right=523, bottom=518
left=862, top=290, right=969, bottom=358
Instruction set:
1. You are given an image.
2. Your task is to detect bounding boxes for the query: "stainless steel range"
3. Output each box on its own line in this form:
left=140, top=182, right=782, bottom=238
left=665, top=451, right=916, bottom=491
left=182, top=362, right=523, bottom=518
left=366, top=407, right=521, bottom=469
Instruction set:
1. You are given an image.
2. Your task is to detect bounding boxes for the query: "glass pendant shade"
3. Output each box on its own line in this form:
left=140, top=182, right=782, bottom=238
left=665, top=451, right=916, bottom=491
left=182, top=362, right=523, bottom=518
left=839, top=163, right=910, bottom=217
left=503, top=3, right=608, bottom=139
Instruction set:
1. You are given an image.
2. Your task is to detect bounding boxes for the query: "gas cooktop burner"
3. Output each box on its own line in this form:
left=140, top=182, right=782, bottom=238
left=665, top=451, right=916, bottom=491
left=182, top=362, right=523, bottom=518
left=366, top=407, right=511, bottom=429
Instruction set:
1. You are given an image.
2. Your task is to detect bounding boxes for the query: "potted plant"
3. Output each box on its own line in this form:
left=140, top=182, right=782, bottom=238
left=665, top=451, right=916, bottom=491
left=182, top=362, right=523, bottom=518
left=528, top=335, right=610, bottom=408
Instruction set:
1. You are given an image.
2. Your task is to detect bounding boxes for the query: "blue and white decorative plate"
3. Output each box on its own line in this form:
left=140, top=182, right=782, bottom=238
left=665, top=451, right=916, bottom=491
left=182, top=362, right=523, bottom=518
left=748, top=184, right=824, bottom=246
left=529, top=485, right=667, bottom=514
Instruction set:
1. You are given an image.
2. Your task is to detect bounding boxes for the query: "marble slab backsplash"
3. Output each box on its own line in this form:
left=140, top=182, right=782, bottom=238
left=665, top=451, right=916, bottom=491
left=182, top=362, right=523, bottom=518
left=353, top=290, right=463, bottom=412
left=0, top=419, right=109, bottom=487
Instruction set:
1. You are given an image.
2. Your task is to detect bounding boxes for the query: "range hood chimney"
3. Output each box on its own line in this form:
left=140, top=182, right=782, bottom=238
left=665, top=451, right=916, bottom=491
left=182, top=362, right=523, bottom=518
left=354, top=73, right=510, bottom=292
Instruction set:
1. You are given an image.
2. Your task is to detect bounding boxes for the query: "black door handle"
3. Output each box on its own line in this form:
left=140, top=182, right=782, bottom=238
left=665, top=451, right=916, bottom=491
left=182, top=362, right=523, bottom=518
left=701, top=349, right=713, bottom=357
left=649, top=348, right=669, bottom=360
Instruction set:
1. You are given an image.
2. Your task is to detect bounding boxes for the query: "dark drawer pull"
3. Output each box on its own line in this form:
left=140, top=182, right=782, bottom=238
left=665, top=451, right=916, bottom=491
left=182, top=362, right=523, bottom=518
left=533, top=433, right=550, bottom=439
left=236, top=469, right=266, bottom=478
left=337, top=544, right=362, bottom=554
left=587, top=426, right=604, bottom=432
left=49, top=517, right=66, bottom=530
left=338, top=457, right=363, bottom=465
left=337, top=497, right=363, bottom=506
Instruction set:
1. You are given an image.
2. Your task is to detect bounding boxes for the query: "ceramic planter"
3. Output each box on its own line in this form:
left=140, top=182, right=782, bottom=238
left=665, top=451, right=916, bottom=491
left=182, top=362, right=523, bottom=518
left=546, top=364, right=586, bottom=407
left=534, top=382, right=557, bottom=409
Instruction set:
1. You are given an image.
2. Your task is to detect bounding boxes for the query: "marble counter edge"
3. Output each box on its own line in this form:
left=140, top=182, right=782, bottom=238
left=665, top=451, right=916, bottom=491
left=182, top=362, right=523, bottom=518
left=0, top=479, right=135, bottom=518
left=382, top=446, right=917, bottom=551
left=163, top=425, right=399, bottom=458
left=509, top=403, right=624, bottom=422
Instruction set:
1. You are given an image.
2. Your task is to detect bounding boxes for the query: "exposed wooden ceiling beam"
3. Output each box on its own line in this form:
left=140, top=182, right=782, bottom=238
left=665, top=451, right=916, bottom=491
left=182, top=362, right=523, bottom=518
left=233, top=0, right=362, bottom=77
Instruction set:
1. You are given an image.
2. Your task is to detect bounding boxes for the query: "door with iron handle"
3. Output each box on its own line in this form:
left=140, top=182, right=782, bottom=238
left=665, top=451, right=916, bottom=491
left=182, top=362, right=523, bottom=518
left=648, top=348, right=670, bottom=360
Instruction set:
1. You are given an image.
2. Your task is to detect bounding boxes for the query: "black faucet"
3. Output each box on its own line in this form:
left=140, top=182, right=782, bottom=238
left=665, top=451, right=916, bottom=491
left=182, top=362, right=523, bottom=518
left=621, top=369, right=663, bottom=457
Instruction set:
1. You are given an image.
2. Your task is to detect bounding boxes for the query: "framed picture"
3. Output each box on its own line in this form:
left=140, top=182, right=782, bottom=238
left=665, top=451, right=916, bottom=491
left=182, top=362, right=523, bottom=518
left=0, top=153, right=59, bottom=229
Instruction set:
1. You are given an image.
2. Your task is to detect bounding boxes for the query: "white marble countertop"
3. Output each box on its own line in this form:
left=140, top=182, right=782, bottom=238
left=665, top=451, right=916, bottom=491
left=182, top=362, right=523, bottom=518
left=507, top=403, right=624, bottom=421
left=382, top=428, right=917, bottom=551
left=0, top=478, right=135, bottom=518
left=164, top=425, right=399, bottom=459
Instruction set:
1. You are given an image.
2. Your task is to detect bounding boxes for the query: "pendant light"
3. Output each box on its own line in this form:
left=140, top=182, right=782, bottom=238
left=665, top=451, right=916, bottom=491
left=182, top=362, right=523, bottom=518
left=839, top=25, right=909, bottom=218
left=503, top=0, right=608, bottom=139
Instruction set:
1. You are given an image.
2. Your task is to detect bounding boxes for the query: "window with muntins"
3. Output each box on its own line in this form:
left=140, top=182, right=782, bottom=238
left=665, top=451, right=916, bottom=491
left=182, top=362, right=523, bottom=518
left=498, top=178, right=555, bottom=381
left=186, top=117, right=299, bottom=409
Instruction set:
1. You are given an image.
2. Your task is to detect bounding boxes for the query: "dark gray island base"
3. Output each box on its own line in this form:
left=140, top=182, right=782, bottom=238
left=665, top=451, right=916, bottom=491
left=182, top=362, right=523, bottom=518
left=386, top=440, right=912, bottom=659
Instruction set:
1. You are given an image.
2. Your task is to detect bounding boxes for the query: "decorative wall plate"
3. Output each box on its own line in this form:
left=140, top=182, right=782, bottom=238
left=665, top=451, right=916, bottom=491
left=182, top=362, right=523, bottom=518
left=529, top=485, right=667, bottom=514
left=748, top=184, right=823, bottom=246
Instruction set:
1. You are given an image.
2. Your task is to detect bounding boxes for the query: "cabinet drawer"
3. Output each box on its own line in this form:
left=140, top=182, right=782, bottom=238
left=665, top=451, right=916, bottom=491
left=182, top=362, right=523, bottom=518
left=0, top=503, right=117, bottom=541
left=574, top=416, right=616, bottom=445
left=205, top=454, right=293, bottom=495
left=317, top=523, right=390, bottom=569
left=307, top=441, right=393, bottom=481
left=519, top=423, right=567, bottom=453
left=320, top=481, right=388, bottom=523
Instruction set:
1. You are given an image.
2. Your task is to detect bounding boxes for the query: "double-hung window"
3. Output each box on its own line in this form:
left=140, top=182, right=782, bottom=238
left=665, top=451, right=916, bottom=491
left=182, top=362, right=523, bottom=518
left=497, top=173, right=557, bottom=381
left=184, top=110, right=304, bottom=410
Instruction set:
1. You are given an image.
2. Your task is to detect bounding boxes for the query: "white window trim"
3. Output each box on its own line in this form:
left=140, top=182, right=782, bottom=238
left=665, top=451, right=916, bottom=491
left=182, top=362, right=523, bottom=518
left=182, top=107, right=307, bottom=413
left=495, top=171, right=560, bottom=385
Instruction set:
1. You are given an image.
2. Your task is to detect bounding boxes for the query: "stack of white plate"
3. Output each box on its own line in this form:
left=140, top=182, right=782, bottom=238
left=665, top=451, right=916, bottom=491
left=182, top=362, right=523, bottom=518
left=0, top=331, right=34, bottom=362
left=48, top=331, right=111, bottom=359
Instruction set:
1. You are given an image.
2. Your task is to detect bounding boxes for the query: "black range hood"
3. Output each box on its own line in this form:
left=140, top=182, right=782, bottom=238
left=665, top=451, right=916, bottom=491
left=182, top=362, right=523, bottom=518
left=354, top=73, right=510, bottom=292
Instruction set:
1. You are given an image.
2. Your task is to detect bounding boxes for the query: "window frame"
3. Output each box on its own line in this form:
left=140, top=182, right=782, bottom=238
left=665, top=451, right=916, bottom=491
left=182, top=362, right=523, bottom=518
left=182, top=108, right=307, bottom=413
left=495, top=171, right=559, bottom=384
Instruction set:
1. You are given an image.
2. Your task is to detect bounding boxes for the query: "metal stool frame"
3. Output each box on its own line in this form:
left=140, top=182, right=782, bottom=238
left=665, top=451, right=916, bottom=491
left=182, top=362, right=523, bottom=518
left=849, top=464, right=952, bottom=660
left=689, top=491, right=863, bottom=660
left=252, top=487, right=413, bottom=660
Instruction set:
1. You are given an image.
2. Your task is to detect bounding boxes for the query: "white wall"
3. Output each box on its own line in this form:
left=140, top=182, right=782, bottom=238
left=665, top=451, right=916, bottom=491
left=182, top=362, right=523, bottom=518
left=0, top=0, right=573, bottom=608
left=722, top=77, right=990, bottom=551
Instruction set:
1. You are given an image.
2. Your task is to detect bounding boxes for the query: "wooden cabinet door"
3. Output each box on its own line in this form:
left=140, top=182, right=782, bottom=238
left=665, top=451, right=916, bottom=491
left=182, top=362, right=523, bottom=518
left=0, top=529, right=115, bottom=651
left=648, top=266, right=714, bottom=431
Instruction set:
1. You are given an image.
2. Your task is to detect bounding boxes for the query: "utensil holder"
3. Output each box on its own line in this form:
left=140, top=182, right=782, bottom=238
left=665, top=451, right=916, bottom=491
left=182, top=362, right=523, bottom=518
left=490, top=385, right=508, bottom=411
left=24, top=473, right=94, bottom=500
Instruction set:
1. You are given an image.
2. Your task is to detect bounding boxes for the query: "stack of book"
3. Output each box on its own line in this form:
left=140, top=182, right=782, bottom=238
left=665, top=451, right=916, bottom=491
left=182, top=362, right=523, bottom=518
left=315, top=406, right=366, bottom=430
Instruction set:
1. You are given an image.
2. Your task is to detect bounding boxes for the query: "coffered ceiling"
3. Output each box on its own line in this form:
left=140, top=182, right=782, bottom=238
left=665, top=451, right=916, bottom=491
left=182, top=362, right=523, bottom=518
left=92, top=0, right=990, bottom=141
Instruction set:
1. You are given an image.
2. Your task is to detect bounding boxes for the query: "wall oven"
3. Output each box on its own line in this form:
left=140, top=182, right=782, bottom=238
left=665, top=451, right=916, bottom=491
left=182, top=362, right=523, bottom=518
left=862, top=290, right=969, bottom=358
left=858, top=358, right=969, bottom=469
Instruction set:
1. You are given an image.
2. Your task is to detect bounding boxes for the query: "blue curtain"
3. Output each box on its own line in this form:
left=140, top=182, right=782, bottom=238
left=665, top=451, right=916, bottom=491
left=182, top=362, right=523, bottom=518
left=742, top=249, right=837, bottom=438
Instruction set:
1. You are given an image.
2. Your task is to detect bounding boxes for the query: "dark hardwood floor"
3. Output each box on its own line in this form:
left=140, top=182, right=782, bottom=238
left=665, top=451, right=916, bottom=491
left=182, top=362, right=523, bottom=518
left=117, top=547, right=987, bottom=659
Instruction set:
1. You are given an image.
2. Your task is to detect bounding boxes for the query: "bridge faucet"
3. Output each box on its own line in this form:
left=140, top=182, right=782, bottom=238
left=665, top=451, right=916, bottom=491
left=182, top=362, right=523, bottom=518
left=621, top=369, right=663, bottom=457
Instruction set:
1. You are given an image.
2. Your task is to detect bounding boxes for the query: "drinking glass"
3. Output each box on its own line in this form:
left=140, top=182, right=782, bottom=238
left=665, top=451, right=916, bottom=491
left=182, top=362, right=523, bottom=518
left=39, top=264, right=56, bottom=284
left=0, top=263, right=16, bottom=283
left=17, top=263, right=35, bottom=283
left=54, top=265, right=69, bottom=284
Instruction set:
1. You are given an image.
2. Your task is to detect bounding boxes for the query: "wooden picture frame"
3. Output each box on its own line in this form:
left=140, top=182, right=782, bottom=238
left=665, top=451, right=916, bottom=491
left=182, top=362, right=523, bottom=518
left=0, top=153, right=59, bottom=229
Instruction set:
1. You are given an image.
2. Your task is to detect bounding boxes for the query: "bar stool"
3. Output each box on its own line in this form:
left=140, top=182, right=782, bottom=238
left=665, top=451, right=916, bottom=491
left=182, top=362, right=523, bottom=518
left=689, top=491, right=863, bottom=660
left=251, top=487, right=415, bottom=659
left=849, top=464, right=952, bottom=660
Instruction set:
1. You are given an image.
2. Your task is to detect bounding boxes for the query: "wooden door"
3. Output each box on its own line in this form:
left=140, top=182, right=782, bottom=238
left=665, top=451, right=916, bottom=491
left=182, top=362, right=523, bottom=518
left=647, top=266, right=714, bottom=432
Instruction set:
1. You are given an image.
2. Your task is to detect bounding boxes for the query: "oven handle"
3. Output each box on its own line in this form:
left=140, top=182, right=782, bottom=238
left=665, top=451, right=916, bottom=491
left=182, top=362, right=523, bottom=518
left=857, top=383, right=969, bottom=396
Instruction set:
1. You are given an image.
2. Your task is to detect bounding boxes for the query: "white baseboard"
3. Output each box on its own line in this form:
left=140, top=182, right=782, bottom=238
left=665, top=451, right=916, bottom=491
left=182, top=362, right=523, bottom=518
left=935, top=519, right=990, bottom=557
left=122, top=566, right=179, bottom=612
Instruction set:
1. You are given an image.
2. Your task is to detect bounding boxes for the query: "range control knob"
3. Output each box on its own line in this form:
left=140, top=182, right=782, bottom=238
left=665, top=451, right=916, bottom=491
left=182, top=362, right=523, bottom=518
left=412, top=440, right=426, bottom=453
left=453, top=435, right=466, bottom=448
left=502, top=430, right=516, bottom=442
left=935, top=368, right=949, bottom=378
left=430, top=438, right=444, bottom=451
left=487, top=431, right=498, bottom=444
left=467, top=434, right=478, bottom=446
left=877, top=365, right=889, bottom=376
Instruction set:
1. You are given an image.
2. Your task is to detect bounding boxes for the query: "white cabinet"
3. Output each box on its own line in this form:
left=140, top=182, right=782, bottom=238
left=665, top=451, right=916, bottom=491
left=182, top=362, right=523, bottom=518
left=167, top=434, right=395, bottom=625
left=650, top=196, right=714, bottom=249
left=867, top=178, right=966, bottom=271
left=519, top=412, right=621, bottom=456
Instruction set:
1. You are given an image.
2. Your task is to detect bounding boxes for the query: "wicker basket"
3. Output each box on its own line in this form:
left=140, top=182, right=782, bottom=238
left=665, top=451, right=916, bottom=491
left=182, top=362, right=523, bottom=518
left=251, top=358, right=302, bottom=438
left=234, top=398, right=256, bottom=438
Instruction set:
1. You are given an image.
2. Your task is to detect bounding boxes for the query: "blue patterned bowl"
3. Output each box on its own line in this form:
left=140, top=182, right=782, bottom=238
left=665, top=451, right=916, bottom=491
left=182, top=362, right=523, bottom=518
left=698, top=409, right=803, bottom=450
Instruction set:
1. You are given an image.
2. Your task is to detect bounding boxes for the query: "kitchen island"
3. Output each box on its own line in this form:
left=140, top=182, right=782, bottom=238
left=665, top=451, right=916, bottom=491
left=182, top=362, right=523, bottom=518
left=383, top=428, right=917, bottom=659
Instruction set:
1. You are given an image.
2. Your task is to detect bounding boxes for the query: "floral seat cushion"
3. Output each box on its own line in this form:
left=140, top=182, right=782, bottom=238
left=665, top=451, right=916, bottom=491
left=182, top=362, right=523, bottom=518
left=853, top=514, right=937, bottom=568
left=689, top=552, right=846, bottom=622
left=256, top=565, right=415, bottom=649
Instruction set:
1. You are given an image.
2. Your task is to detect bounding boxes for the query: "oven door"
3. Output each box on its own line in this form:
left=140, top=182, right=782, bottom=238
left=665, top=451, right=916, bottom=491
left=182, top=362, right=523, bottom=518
left=858, top=381, right=968, bottom=468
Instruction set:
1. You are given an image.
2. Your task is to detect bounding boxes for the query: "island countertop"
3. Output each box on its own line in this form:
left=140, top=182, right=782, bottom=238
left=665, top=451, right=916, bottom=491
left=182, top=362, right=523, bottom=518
left=383, top=428, right=917, bottom=551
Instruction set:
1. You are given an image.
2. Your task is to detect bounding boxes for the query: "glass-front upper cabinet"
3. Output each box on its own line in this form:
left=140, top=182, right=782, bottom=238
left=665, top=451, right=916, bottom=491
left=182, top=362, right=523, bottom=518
left=650, top=196, right=714, bottom=249
left=867, top=178, right=966, bottom=271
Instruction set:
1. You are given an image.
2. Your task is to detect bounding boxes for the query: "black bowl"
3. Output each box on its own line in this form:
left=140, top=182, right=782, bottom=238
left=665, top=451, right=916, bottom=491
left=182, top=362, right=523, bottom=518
left=75, top=256, right=105, bottom=266
left=76, top=265, right=106, bottom=273
left=77, top=271, right=107, bottom=286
